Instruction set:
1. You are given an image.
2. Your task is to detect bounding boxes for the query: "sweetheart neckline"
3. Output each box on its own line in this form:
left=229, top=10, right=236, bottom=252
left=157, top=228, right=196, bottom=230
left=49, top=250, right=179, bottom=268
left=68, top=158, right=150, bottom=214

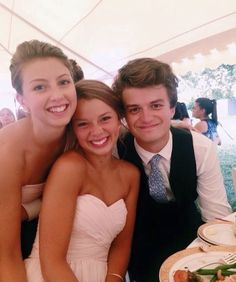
left=78, top=194, right=125, bottom=208
left=22, top=183, right=45, bottom=188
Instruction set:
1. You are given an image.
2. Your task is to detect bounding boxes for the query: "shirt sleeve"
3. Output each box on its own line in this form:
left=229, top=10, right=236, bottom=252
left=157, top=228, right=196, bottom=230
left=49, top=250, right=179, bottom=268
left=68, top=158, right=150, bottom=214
left=192, top=131, right=232, bottom=222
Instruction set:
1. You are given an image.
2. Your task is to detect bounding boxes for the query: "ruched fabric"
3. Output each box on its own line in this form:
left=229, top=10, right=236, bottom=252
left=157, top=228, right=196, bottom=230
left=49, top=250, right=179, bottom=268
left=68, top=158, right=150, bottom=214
left=25, top=194, right=127, bottom=282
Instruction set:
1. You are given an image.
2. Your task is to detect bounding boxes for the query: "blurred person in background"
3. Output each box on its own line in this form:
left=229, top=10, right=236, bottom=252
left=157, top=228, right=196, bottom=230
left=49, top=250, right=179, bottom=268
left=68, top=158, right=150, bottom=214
left=172, top=102, right=190, bottom=123
left=192, top=97, right=221, bottom=145
left=171, top=102, right=193, bottom=130
left=0, top=107, right=16, bottom=127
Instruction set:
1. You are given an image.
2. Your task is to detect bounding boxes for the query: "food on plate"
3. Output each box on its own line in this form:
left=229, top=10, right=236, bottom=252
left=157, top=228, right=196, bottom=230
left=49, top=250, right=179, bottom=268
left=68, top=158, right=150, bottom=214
left=223, top=275, right=236, bottom=281
left=173, top=269, right=203, bottom=281
left=173, top=263, right=236, bottom=282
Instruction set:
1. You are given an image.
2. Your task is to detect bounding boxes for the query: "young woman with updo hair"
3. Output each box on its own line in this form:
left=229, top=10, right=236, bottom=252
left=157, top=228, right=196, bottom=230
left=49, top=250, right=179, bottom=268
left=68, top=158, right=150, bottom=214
left=192, top=97, right=221, bottom=145
left=0, top=40, right=77, bottom=282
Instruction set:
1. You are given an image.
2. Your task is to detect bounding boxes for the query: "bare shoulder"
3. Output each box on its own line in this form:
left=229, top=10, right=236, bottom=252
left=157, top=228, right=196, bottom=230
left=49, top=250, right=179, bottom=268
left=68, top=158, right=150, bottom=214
left=50, top=150, right=86, bottom=176
left=0, top=122, right=28, bottom=193
left=117, top=159, right=140, bottom=179
left=45, top=150, right=86, bottom=196
left=0, top=122, right=25, bottom=172
left=0, top=119, right=29, bottom=153
left=194, top=120, right=207, bottom=132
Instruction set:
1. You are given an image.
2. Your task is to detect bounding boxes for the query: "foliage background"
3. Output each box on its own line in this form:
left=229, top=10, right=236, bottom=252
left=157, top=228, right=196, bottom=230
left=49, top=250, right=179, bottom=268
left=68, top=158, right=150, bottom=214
left=218, top=144, right=236, bottom=211
left=177, top=64, right=236, bottom=109
left=177, top=64, right=236, bottom=211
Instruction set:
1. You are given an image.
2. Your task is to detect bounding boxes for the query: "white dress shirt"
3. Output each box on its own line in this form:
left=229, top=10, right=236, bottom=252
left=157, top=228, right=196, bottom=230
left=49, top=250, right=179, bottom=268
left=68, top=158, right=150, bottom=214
left=134, top=130, right=232, bottom=222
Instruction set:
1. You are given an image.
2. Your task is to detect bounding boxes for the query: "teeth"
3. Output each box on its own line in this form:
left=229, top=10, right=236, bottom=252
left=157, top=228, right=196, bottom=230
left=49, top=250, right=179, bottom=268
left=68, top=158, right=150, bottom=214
left=91, top=138, right=107, bottom=145
left=49, top=105, right=66, bottom=113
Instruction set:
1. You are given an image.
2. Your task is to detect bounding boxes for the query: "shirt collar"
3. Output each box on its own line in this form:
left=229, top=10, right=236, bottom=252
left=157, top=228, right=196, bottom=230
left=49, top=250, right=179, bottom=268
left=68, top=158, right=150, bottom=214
left=134, top=131, right=173, bottom=165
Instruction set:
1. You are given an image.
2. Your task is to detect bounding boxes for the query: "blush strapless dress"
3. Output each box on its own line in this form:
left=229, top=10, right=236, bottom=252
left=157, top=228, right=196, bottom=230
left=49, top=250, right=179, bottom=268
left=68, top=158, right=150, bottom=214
left=25, top=194, right=127, bottom=282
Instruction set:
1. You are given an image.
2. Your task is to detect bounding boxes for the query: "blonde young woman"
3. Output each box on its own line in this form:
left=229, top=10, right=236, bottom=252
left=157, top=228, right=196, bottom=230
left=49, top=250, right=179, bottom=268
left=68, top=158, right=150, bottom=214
left=0, top=40, right=77, bottom=282
left=25, top=80, right=139, bottom=282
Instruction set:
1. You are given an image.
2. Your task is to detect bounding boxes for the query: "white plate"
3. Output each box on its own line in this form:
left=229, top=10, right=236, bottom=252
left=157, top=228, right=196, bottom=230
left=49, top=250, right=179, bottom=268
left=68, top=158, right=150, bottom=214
left=198, top=222, right=236, bottom=246
left=159, top=246, right=236, bottom=282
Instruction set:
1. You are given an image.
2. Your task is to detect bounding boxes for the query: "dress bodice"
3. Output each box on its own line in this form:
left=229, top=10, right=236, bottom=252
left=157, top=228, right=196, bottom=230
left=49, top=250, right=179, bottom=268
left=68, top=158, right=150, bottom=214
left=22, top=183, right=44, bottom=204
left=29, top=194, right=127, bottom=262
left=67, top=194, right=127, bottom=261
left=26, top=194, right=127, bottom=281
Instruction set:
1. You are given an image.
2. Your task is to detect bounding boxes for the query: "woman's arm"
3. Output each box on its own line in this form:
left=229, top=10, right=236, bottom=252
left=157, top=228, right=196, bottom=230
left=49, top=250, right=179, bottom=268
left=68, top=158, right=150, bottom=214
left=105, top=163, right=140, bottom=282
left=39, top=152, right=84, bottom=282
left=0, top=148, right=27, bottom=282
left=171, top=120, right=195, bottom=131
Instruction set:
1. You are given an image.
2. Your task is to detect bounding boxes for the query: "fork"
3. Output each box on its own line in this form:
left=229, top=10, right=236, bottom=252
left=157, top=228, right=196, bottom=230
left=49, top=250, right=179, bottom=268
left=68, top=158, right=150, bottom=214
left=199, top=245, right=236, bottom=265
left=223, top=252, right=236, bottom=265
left=193, top=253, right=236, bottom=271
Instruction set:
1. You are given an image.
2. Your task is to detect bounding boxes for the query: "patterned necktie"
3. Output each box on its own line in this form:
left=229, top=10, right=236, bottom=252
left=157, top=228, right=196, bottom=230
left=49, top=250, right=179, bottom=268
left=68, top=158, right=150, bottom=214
left=148, top=154, right=168, bottom=203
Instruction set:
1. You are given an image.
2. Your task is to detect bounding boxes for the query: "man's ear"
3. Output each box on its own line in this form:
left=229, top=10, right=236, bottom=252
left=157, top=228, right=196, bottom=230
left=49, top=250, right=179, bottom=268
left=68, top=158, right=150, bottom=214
left=170, top=107, right=176, bottom=119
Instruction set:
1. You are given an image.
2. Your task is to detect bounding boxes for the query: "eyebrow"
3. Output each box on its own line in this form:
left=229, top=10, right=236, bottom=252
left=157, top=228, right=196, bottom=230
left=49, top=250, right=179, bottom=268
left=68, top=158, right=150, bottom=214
left=99, top=111, right=113, bottom=116
left=73, top=111, right=114, bottom=121
left=29, top=73, right=70, bottom=84
left=125, top=99, right=165, bottom=108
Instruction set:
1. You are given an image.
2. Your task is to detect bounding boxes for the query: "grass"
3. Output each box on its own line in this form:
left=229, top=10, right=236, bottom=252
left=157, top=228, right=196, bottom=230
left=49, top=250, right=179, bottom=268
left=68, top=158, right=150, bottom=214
left=217, top=144, right=236, bottom=211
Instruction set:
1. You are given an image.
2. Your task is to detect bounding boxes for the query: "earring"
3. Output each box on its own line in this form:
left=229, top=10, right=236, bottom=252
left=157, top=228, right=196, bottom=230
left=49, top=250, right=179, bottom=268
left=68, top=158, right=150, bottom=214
left=22, top=105, right=30, bottom=113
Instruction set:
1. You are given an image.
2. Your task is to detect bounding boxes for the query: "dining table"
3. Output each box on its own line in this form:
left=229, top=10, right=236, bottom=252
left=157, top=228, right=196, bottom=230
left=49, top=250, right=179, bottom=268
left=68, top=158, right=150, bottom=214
left=159, top=211, right=236, bottom=281
left=188, top=211, right=236, bottom=248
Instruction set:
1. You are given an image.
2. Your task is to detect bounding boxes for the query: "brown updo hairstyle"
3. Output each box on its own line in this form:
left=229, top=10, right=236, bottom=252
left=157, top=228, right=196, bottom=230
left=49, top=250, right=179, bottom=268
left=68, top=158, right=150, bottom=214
left=10, top=39, right=73, bottom=94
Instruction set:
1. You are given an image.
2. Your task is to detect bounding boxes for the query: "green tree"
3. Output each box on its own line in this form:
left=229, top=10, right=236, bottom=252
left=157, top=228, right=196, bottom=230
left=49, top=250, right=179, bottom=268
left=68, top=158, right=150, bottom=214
left=178, top=64, right=236, bottom=101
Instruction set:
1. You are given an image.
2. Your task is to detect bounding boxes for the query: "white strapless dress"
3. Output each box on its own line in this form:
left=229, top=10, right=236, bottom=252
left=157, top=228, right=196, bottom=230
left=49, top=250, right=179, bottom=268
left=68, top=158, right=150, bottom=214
left=25, top=194, right=127, bottom=282
left=22, top=183, right=44, bottom=204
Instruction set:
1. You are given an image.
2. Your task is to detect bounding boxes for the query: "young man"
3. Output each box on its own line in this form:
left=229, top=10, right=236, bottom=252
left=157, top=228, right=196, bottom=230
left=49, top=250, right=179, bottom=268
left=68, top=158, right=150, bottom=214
left=112, top=58, right=232, bottom=282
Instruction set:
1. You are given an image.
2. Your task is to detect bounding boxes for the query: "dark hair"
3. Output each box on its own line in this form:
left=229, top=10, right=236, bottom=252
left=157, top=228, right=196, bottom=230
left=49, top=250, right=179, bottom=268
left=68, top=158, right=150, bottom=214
left=173, top=102, right=189, bottom=120
left=69, top=59, right=84, bottom=82
left=112, top=58, right=178, bottom=113
left=195, top=97, right=218, bottom=124
left=10, top=40, right=72, bottom=94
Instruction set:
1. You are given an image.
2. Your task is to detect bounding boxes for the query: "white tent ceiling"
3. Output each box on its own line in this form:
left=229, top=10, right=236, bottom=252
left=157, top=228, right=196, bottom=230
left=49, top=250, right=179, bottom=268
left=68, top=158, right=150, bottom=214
left=0, top=0, right=236, bottom=96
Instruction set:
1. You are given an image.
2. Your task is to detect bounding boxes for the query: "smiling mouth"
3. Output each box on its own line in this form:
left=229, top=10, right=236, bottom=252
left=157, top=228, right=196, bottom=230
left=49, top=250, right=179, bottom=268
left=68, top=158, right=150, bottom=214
left=90, top=137, right=108, bottom=146
left=48, top=105, right=68, bottom=113
left=139, top=124, right=159, bottom=130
